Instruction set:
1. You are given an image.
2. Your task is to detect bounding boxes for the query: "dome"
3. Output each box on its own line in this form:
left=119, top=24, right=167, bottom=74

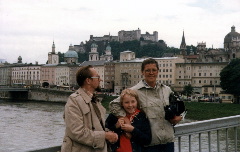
left=64, top=50, right=78, bottom=58
left=91, top=43, right=98, bottom=48
left=18, top=56, right=22, bottom=60
left=106, top=45, right=111, bottom=51
left=224, top=26, right=240, bottom=44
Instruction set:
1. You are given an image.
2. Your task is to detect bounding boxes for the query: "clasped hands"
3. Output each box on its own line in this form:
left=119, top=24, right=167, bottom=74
left=115, top=117, right=134, bottom=139
left=105, top=131, right=118, bottom=144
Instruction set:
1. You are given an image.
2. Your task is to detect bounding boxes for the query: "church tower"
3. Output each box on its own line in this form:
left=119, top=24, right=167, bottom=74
left=18, top=56, right=22, bottom=63
left=224, top=25, right=240, bottom=59
left=48, top=41, right=59, bottom=64
left=100, top=44, right=113, bottom=61
left=89, top=42, right=99, bottom=61
left=180, top=31, right=187, bottom=55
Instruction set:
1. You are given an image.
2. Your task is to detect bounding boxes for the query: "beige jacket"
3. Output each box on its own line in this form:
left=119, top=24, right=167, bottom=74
left=61, top=88, right=107, bottom=152
left=110, top=80, right=174, bottom=146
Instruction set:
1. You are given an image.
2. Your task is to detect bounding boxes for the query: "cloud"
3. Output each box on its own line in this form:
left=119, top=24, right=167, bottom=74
left=0, top=0, right=239, bottom=64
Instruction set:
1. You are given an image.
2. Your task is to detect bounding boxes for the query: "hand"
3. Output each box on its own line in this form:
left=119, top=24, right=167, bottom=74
left=105, top=131, right=118, bottom=144
left=116, top=117, right=124, bottom=128
left=120, top=123, right=134, bottom=132
left=169, top=115, right=182, bottom=125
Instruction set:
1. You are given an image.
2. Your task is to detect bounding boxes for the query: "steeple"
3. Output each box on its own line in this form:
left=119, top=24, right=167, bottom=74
left=180, top=31, right=186, bottom=50
left=52, top=41, right=55, bottom=54
left=89, top=42, right=99, bottom=61
left=180, top=30, right=187, bottom=55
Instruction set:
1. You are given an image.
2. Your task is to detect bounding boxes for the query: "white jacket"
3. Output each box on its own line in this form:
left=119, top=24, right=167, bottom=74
left=110, top=80, right=174, bottom=146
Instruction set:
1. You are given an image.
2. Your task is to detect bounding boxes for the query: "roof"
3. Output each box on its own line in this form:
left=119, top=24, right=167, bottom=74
left=64, top=50, right=78, bottom=58
left=80, top=60, right=106, bottom=66
left=185, top=55, right=199, bottom=59
left=121, top=50, right=133, bottom=53
left=224, top=26, right=240, bottom=43
left=162, top=53, right=174, bottom=57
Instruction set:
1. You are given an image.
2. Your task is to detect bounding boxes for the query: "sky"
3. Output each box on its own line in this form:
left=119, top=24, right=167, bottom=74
left=0, top=0, right=240, bottom=64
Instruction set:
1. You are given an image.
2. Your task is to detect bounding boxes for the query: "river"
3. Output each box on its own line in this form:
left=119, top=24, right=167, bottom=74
left=0, top=100, right=65, bottom=152
left=0, top=99, right=239, bottom=152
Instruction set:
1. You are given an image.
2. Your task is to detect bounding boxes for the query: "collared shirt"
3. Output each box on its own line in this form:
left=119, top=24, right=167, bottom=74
left=142, top=80, right=159, bottom=89
left=82, top=87, right=95, bottom=99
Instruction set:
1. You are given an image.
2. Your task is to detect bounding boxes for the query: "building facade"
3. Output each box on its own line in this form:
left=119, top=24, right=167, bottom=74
left=11, top=64, right=41, bottom=86
left=0, top=65, right=12, bottom=86
left=41, top=64, right=57, bottom=86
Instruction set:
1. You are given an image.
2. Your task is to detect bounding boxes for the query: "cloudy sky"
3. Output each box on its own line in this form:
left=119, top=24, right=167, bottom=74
left=0, top=0, right=240, bottom=64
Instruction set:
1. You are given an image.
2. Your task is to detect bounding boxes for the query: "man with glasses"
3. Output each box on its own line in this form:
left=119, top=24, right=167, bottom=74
left=61, top=65, right=118, bottom=152
left=110, top=58, right=182, bottom=152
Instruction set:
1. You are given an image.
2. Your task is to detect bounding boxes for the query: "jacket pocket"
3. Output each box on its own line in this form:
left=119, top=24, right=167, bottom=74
left=142, top=103, right=160, bottom=119
left=61, top=136, right=72, bottom=152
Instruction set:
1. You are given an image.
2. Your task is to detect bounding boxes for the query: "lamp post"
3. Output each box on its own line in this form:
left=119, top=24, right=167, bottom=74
left=9, top=76, right=11, bottom=87
left=213, top=79, right=216, bottom=102
left=21, top=75, right=23, bottom=87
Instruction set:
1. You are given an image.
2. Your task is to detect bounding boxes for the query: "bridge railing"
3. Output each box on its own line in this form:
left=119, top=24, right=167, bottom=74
left=174, top=115, right=240, bottom=152
left=27, top=115, right=240, bottom=152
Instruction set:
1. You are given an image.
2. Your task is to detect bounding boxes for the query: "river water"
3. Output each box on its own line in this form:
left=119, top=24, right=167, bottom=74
left=0, top=100, right=65, bottom=152
left=0, top=100, right=239, bottom=152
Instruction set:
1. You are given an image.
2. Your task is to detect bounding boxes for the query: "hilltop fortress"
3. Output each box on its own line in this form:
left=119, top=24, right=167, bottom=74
left=89, top=28, right=158, bottom=43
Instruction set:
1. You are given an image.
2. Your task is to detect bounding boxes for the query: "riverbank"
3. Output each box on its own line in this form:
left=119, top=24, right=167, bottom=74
left=1, top=89, right=239, bottom=121
left=101, top=96, right=240, bottom=121
left=184, top=101, right=240, bottom=120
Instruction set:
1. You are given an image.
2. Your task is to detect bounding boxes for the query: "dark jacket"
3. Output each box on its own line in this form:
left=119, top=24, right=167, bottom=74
left=105, top=112, right=152, bottom=152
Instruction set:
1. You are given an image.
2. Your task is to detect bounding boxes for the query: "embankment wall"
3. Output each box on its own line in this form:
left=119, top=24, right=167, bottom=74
left=28, top=88, right=72, bottom=103
left=0, top=88, right=72, bottom=103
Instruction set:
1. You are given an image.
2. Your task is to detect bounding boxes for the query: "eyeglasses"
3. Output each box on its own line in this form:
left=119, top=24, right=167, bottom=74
left=144, top=69, right=158, bottom=73
left=90, top=76, right=101, bottom=80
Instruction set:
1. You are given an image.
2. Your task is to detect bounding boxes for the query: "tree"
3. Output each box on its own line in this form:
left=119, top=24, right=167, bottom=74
left=220, top=58, right=240, bottom=103
left=58, top=52, right=64, bottom=62
left=183, top=84, right=193, bottom=97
